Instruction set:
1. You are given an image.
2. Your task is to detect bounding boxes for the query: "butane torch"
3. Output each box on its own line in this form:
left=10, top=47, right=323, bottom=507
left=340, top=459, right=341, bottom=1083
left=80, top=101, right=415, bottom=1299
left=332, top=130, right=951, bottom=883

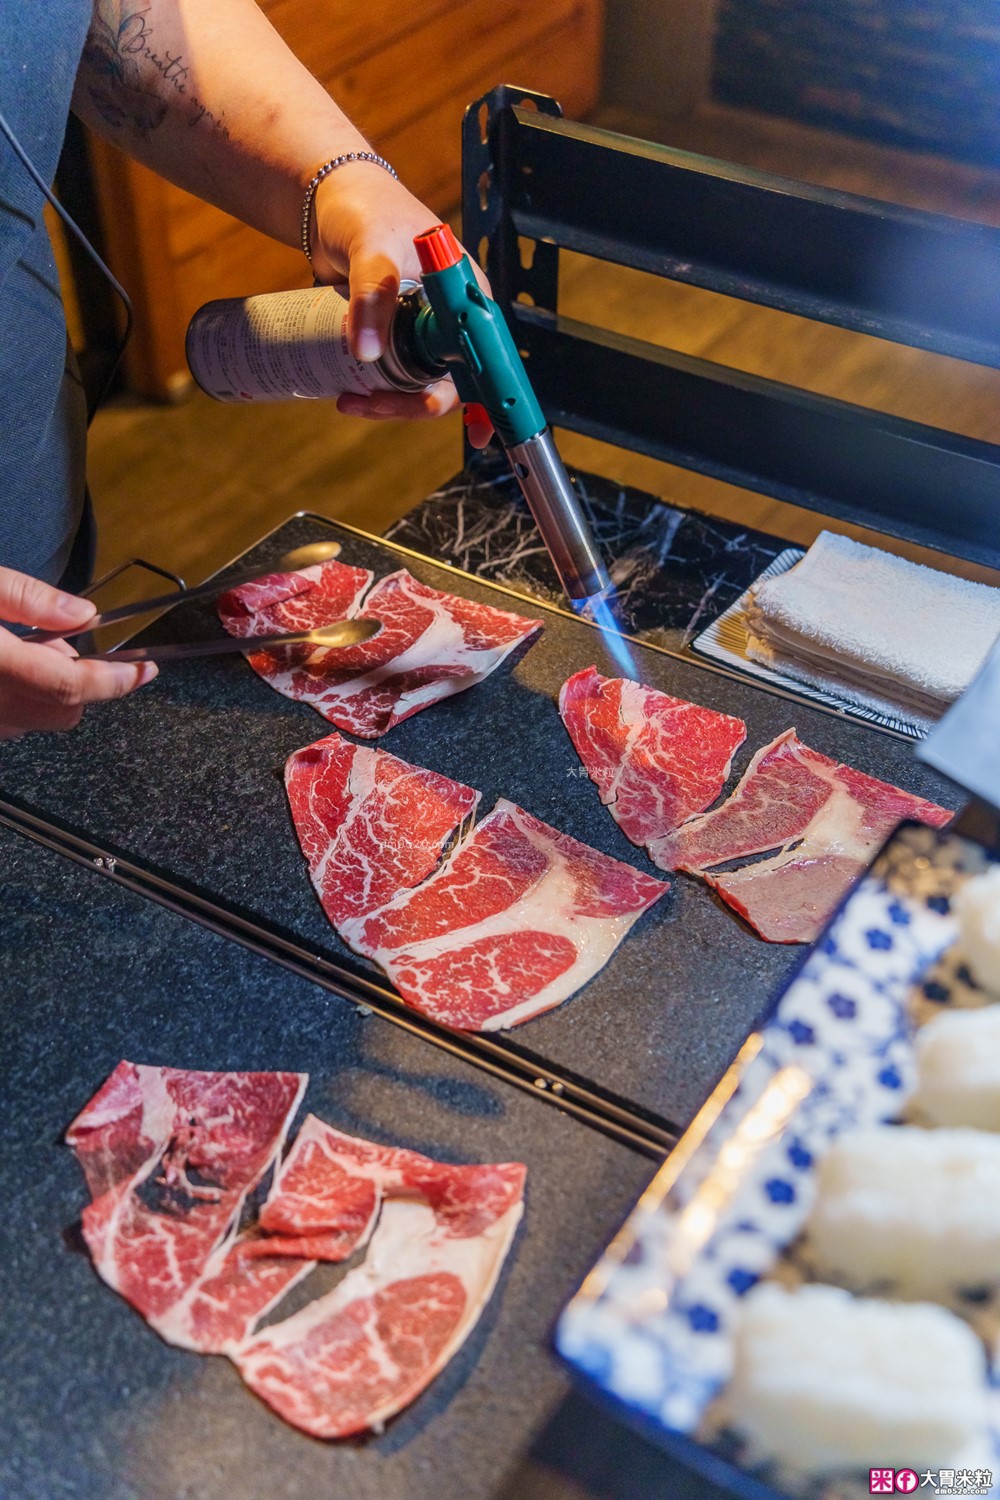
left=410, top=223, right=611, bottom=605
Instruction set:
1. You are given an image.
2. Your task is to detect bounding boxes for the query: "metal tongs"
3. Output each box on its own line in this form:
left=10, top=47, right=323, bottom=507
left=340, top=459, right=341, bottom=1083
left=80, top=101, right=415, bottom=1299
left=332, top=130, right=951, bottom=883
left=83, top=618, right=380, bottom=664
left=23, top=540, right=381, bottom=664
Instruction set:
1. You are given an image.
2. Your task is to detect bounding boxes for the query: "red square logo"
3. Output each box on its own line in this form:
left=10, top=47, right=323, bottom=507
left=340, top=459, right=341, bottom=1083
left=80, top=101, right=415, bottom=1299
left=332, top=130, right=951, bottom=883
left=869, top=1473, right=895, bottom=1495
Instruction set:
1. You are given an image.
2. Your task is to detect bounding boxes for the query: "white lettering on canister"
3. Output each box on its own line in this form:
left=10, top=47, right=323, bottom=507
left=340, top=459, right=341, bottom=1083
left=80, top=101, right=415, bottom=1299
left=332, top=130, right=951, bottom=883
left=186, top=286, right=419, bottom=402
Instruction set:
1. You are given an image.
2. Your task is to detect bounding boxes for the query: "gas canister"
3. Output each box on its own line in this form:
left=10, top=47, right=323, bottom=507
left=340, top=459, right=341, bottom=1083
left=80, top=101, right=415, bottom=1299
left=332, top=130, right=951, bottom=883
left=185, top=280, right=440, bottom=402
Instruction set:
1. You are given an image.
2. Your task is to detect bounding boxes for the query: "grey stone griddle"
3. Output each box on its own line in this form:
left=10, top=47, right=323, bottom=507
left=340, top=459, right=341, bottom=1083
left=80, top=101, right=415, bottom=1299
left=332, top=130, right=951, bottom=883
left=0, top=513, right=958, bottom=1134
left=1, top=823, right=733, bottom=1500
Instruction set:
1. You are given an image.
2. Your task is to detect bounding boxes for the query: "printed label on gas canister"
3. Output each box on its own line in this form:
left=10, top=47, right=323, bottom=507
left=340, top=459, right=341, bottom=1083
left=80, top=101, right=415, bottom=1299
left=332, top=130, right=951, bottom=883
left=185, top=287, right=389, bottom=402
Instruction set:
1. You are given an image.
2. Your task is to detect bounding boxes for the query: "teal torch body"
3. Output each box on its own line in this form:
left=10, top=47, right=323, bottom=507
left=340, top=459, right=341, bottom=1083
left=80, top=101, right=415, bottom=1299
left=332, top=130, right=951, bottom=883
left=410, top=246, right=545, bottom=445
left=410, top=224, right=610, bottom=604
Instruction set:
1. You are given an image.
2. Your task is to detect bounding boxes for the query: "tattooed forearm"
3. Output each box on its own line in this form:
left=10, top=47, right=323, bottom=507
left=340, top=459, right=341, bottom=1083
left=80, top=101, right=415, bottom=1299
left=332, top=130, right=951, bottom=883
left=80, top=5, right=167, bottom=135
left=81, top=1, right=229, bottom=139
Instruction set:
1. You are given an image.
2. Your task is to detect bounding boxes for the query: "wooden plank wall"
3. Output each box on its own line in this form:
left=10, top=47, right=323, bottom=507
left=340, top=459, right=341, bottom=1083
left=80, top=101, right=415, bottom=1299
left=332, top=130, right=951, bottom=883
left=86, top=103, right=1000, bottom=596
left=714, top=0, right=1000, bottom=166
left=87, top=0, right=604, bottom=399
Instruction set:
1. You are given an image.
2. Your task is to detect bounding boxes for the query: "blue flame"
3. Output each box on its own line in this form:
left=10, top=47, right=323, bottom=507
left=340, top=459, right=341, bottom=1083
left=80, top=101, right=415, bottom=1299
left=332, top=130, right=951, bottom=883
left=573, top=586, right=640, bottom=680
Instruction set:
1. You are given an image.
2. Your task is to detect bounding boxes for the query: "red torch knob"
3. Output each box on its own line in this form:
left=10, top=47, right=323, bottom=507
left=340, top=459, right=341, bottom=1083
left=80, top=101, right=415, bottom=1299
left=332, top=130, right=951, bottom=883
left=463, top=402, right=494, bottom=445
left=414, top=223, right=464, bottom=273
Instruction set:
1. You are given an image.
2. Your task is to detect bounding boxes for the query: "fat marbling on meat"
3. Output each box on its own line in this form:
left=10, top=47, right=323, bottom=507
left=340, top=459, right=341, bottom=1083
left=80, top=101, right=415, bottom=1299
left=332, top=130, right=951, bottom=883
left=219, top=562, right=542, bottom=737
left=216, top=559, right=373, bottom=638
left=340, top=798, right=670, bottom=1030
left=656, top=729, right=953, bottom=942
left=65, top=1062, right=309, bottom=1351
left=68, top=1071, right=525, bottom=1438
left=558, top=666, right=746, bottom=853
left=284, top=731, right=480, bottom=928
left=231, top=1117, right=526, bottom=1439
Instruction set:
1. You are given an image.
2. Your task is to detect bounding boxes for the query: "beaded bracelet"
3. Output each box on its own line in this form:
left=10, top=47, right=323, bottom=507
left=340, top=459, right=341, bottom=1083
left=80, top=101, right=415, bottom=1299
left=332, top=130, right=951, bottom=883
left=300, top=151, right=399, bottom=264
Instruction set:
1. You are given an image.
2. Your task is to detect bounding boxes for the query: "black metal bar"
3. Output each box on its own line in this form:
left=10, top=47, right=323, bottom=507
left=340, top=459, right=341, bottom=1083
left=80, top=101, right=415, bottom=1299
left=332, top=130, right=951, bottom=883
left=501, top=105, right=1000, bottom=369
left=462, top=87, right=562, bottom=313
left=461, top=86, right=562, bottom=466
left=84, top=555, right=186, bottom=597
left=0, top=795, right=677, bottom=1162
left=514, top=306, right=1000, bottom=571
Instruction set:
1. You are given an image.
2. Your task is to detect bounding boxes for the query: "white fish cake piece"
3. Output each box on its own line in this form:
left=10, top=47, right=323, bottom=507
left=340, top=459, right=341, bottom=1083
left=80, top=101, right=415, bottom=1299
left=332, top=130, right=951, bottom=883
left=808, top=1124, right=1000, bottom=1296
left=910, top=1005, right=1000, bottom=1129
left=727, top=1283, right=989, bottom=1475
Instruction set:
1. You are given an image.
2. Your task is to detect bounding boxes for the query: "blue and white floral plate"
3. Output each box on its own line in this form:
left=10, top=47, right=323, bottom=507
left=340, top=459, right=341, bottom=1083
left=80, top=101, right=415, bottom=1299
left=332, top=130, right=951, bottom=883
left=556, top=823, right=1000, bottom=1500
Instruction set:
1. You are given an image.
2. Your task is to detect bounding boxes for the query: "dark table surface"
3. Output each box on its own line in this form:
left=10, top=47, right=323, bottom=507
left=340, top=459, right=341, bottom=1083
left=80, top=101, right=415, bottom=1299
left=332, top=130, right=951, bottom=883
left=0, top=511, right=958, bottom=1140
left=1, top=820, right=748, bottom=1500
left=385, top=455, right=791, bottom=650
left=0, top=468, right=963, bottom=1500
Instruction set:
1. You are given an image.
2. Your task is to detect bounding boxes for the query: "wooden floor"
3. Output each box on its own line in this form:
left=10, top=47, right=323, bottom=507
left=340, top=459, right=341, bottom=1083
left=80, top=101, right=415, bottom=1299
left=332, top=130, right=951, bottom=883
left=86, top=102, right=1000, bottom=600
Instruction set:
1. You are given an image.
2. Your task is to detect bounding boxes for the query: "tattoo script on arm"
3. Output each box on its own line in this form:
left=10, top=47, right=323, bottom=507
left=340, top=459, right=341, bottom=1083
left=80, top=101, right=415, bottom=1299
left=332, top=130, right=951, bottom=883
left=81, top=1, right=229, bottom=138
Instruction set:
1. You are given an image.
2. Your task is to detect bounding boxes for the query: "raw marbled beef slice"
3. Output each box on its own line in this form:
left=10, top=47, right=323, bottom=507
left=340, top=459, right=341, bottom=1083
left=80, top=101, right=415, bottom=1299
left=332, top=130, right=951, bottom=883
left=231, top=1119, right=526, bottom=1438
left=558, top=666, right=746, bottom=849
left=239, top=1113, right=385, bottom=1258
left=654, top=729, right=951, bottom=875
left=705, top=852, right=866, bottom=944
left=217, top=558, right=374, bottom=710
left=66, top=1063, right=308, bottom=1336
left=154, top=1235, right=316, bottom=1353
left=270, top=568, right=542, bottom=737
left=342, top=798, right=670, bottom=1030
left=217, top=558, right=373, bottom=641
left=150, top=1123, right=401, bottom=1350
left=651, top=730, right=833, bottom=873
left=284, top=731, right=480, bottom=927
left=656, top=729, right=952, bottom=942
left=221, top=564, right=541, bottom=736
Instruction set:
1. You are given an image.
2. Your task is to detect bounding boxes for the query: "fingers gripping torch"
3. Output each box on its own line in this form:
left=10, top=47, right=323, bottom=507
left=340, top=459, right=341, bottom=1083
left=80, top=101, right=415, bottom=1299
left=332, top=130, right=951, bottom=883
left=410, top=224, right=611, bottom=605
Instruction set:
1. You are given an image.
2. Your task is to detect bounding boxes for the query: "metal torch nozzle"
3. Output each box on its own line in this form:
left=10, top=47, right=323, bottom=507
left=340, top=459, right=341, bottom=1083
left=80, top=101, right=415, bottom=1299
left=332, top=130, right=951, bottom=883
left=505, top=430, right=611, bottom=603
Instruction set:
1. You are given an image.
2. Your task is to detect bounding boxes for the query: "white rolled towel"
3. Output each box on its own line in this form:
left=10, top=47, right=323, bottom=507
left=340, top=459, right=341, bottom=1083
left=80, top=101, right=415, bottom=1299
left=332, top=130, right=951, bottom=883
left=744, top=531, right=1000, bottom=727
